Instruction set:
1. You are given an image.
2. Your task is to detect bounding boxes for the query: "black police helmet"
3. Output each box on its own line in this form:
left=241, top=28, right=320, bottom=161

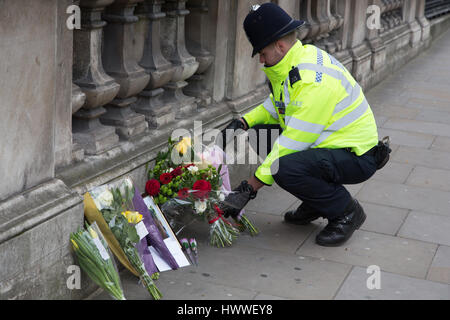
left=244, top=3, right=305, bottom=57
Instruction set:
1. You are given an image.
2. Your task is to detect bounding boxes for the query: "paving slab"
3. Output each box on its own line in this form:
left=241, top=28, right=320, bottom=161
left=358, top=202, right=409, bottom=236
left=406, top=97, right=450, bottom=113
left=377, top=127, right=435, bottom=149
left=383, top=118, right=450, bottom=138
left=406, top=166, right=450, bottom=192
left=297, top=229, right=437, bottom=279
left=371, top=104, right=420, bottom=120
left=415, top=109, right=450, bottom=126
left=398, top=211, right=450, bottom=247
left=236, top=211, right=317, bottom=254
left=245, top=184, right=299, bottom=215
left=393, top=146, right=450, bottom=171
left=430, top=136, right=450, bottom=153
left=335, top=266, right=450, bottom=300
left=371, top=161, right=414, bottom=184
left=149, top=242, right=352, bottom=300
left=427, top=245, right=450, bottom=284
left=357, top=180, right=450, bottom=217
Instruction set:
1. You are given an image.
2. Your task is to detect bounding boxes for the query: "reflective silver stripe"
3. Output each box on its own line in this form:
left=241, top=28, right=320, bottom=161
left=284, top=116, right=324, bottom=135
left=311, top=98, right=369, bottom=148
left=277, top=135, right=313, bottom=151
left=295, top=62, right=361, bottom=115
left=262, top=97, right=279, bottom=120
left=334, top=83, right=362, bottom=115
left=284, top=79, right=290, bottom=105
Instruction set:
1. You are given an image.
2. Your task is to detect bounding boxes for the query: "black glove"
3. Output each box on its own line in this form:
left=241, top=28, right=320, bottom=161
left=219, top=119, right=246, bottom=148
left=220, top=180, right=257, bottom=218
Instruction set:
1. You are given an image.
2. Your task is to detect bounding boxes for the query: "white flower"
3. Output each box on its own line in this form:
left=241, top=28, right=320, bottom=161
left=168, top=168, right=174, bottom=173
left=194, top=200, right=207, bottom=213
left=95, top=190, right=114, bottom=209
left=218, top=193, right=226, bottom=202
left=187, top=165, right=199, bottom=173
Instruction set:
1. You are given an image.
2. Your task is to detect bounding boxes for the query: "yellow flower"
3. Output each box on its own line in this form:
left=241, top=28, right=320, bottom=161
left=175, top=137, right=192, bottom=155
left=71, top=239, right=79, bottom=250
left=88, top=227, right=98, bottom=239
left=121, top=211, right=143, bottom=224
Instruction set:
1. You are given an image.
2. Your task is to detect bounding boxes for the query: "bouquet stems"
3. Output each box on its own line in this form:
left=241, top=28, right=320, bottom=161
left=123, top=246, right=162, bottom=300
left=234, top=214, right=259, bottom=236
left=70, top=227, right=126, bottom=300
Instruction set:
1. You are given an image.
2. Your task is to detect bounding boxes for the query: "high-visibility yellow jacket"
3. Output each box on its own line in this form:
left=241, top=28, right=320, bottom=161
left=243, top=40, right=379, bottom=186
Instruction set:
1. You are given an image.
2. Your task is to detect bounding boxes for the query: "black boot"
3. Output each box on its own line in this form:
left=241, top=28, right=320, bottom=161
left=284, top=202, right=322, bottom=225
left=315, top=199, right=366, bottom=247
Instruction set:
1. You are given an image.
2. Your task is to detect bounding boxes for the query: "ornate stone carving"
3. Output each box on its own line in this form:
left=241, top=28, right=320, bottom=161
left=132, top=0, right=176, bottom=128
left=72, top=0, right=120, bottom=155
left=161, top=0, right=199, bottom=119
left=100, top=0, right=150, bottom=139
left=184, top=0, right=214, bottom=109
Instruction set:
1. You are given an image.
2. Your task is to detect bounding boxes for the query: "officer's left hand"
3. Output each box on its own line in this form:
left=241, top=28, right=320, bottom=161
left=220, top=180, right=257, bottom=218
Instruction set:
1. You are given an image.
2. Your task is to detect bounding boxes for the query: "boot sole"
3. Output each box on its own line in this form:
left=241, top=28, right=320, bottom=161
left=315, top=211, right=367, bottom=247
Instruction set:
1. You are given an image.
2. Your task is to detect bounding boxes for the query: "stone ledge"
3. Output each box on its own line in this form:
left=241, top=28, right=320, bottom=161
left=0, top=179, right=82, bottom=244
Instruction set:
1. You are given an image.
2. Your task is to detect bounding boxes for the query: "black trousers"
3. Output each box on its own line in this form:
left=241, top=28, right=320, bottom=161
left=251, top=124, right=377, bottom=220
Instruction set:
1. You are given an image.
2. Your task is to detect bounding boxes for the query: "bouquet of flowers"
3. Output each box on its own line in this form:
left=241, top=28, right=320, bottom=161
left=86, top=179, right=162, bottom=299
left=144, top=137, right=258, bottom=247
left=70, top=222, right=126, bottom=300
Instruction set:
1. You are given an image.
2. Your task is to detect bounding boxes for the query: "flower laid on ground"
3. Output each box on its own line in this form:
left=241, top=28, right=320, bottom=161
left=88, top=180, right=162, bottom=299
left=144, top=137, right=257, bottom=247
left=70, top=222, right=125, bottom=300
left=189, top=238, right=198, bottom=266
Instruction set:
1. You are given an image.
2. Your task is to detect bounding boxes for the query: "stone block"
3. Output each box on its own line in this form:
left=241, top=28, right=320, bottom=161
left=372, top=161, right=414, bottom=184
left=398, top=211, right=450, bottom=246
left=335, top=266, right=449, bottom=300
left=427, top=245, right=450, bottom=284
left=431, top=136, right=450, bottom=153
left=383, top=118, right=450, bottom=138
left=236, top=211, right=317, bottom=254
left=377, top=128, right=435, bottom=149
left=297, top=229, right=437, bottom=279
left=406, top=166, right=450, bottom=192
left=359, top=202, right=409, bottom=236
left=358, top=180, right=450, bottom=216
left=415, top=109, right=450, bottom=126
left=393, top=146, right=450, bottom=171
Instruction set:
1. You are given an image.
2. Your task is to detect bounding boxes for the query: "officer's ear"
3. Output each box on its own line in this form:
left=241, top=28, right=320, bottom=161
left=275, top=39, right=290, bottom=55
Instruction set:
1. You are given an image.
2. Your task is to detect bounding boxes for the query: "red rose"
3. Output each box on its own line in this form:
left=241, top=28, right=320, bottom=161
left=192, top=179, right=212, bottom=199
left=145, top=179, right=160, bottom=196
left=177, top=187, right=190, bottom=200
left=159, top=172, right=172, bottom=185
left=171, top=166, right=183, bottom=178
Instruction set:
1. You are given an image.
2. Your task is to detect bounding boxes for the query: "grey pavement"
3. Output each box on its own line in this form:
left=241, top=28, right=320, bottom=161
left=90, top=29, right=450, bottom=300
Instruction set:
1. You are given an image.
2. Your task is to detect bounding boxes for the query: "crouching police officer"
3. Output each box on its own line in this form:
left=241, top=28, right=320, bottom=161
left=220, top=3, right=390, bottom=247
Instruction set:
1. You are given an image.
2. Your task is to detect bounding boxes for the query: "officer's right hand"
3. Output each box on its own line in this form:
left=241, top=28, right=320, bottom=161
left=219, top=118, right=247, bottom=148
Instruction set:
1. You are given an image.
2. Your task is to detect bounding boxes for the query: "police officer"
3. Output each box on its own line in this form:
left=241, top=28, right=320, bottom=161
left=221, top=3, right=389, bottom=247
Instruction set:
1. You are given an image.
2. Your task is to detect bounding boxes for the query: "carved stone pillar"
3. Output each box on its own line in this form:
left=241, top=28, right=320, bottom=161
left=161, top=0, right=199, bottom=119
left=416, top=0, right=431, bottom=43
left=185, top=0, right=214, bottom=109
left=132, top=0, right=176, bottom=128
left=101, top=0, right=150, bottom=139
left=72, top=0, right=120, bottom=155
left=71, top=84, right=86, bottom=162
left=367, top=0, right=387, bottom=73
left=404, top=0, right=422, bottom=48
left=300, top=0, right=321, bottom=42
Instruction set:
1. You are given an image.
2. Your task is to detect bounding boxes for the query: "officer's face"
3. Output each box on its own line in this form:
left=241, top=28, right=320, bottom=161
left=258, top=42, right=284, bottom=67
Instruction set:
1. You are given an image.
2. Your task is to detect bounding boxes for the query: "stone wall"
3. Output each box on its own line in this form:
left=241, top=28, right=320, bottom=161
left=0, top=0, right=446, bottom=299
